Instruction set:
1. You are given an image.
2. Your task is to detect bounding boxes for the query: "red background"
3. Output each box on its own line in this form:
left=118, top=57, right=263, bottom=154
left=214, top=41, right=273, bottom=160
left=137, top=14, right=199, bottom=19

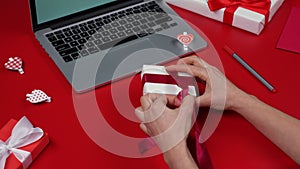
left=1, top=0, right=300, bottom=168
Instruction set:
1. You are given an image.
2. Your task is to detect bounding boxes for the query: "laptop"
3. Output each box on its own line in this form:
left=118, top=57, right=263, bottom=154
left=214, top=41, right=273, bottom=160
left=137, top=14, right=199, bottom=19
left=29, top=0, right=207, bottom=93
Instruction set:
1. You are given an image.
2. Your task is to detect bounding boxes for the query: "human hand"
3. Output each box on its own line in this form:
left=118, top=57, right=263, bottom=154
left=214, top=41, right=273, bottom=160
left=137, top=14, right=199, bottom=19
left=166, top=55, right=248, bottom=111
left=135, top=94, right=196, bottom=152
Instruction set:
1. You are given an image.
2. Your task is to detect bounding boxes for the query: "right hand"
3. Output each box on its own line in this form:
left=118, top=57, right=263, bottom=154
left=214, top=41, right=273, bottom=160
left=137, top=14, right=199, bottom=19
left=166, top=55, right=249, bottom=111
left=135, top=94, right=196, bottom=152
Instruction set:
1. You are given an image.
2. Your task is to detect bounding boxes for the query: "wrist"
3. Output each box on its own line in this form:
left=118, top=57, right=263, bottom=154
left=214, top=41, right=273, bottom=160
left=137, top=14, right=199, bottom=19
left=229, top=91, right=259, bottom=112
left=163, top=140, right=198, bottom=169
left=163, top=141, right=190, bottom=165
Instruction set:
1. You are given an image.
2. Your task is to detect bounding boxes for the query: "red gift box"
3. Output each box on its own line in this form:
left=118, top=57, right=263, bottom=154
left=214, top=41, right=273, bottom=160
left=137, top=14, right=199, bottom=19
left=0, top=117, right=49, bottom=169
left=141, top=65, right=198, bottom=99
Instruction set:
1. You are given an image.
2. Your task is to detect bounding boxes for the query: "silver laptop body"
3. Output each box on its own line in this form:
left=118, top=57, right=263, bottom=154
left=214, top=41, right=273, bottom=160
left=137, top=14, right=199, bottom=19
left=29, top=0, right=207, bottom=92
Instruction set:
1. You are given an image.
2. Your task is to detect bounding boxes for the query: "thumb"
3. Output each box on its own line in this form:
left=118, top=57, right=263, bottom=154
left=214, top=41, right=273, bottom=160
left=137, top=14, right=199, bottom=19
left=145, top=95, right=167, bottom=123
left=179, top=95, right=196, bottom=117
left=135, top=107, right=145, bottom=122
left=177, top=95, right=196, bottom=136
left=140, top=123, right=150, bottom=135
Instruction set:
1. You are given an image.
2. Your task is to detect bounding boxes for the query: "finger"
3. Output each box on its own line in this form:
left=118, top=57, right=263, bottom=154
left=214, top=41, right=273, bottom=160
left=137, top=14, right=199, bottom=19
left=177, top=55, right=201, bottom=66
left=165, top=94, right=181, bottom=107
left=144, top=95, right=168, bottom=123
left=197, top=57, right=211, bottom=68
left=135, top=107, right=145, bottom=122
left=145, top=94, right=178, bottom=108
left=179, top=56, right=212, bottom=69
left=140, top=94, right=161, bottom=111
left=140, top=95, right=151, bottom=111
left=140, top=123, right=150, bottom=135
left=137, top=95, right=168, bottom=123
left=166, top=64, right=209, bottom=81
left=176, top=95, right=196, bottom=135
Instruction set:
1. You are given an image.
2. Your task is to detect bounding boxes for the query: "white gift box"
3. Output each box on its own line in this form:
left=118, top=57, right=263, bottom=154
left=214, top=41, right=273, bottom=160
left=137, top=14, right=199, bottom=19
left=165, top=0, right=284, bottom=35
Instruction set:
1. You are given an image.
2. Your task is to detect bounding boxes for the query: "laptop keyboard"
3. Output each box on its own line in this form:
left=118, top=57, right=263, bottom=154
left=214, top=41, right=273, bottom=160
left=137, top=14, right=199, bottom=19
left=45, top=1, right=178, bottom=63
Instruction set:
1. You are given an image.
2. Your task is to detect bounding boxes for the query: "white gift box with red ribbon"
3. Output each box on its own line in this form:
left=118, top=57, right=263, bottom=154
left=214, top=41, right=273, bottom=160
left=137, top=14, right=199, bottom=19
left=165, top=0, right=284, bottom=35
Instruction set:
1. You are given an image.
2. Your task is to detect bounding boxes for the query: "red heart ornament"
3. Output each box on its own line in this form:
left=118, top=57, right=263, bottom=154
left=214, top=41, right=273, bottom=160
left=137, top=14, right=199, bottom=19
left=177, top=32, right=194, bottom=46
left=26, top=89, right=51, bottom=104
left=4, top=57, right=24, bottom=74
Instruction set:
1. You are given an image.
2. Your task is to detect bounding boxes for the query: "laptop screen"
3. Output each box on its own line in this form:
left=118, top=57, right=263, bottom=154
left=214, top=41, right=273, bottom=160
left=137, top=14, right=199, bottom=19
left=35, top=0, right=116, bottom=24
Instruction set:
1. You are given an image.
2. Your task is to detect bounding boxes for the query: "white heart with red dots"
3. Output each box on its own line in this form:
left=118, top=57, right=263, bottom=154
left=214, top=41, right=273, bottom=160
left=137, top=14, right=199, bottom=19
left=4, top=57, right=24, bottom=74
left=26, top=89, right=51, bottom=104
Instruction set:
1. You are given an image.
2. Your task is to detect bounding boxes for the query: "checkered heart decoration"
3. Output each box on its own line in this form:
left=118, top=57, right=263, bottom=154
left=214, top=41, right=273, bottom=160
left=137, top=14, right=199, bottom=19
left=26, top=89, right=51, bottom=104
left=4, top=57, right=24, bottom=74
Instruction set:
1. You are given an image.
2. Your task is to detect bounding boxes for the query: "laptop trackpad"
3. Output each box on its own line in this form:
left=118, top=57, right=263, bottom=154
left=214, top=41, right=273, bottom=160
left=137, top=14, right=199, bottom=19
left=96, top=37, right=178, bottom=85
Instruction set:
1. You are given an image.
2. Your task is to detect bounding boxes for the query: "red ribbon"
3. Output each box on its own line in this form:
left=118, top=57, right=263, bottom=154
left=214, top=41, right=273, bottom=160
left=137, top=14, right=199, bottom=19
left=207, top=0, right=271, bottom=25
left=188, top=122, right=214, bottom=169
left=142, top=73, right=214, bottom=169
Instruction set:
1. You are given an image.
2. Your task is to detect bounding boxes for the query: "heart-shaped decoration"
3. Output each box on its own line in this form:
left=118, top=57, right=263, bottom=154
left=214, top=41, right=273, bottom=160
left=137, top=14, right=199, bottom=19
left=4, top=57, right=24, bottom=74
left=177, top=32, right=194, bottom=47
left=26, top=89, right=51, bottom=104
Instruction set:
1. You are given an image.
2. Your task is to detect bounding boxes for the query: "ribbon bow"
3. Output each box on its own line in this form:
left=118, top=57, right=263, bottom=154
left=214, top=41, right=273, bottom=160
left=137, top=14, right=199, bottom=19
left=0, top=117, right=44, bottom=169
left=207, top=0, right=271, bottom=25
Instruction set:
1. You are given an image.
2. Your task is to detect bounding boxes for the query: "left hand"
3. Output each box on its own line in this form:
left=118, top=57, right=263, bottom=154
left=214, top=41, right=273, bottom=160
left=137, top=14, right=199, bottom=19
left=167, top=55, right=248, bottom=110
left=135, top=94, right=196, bottom=152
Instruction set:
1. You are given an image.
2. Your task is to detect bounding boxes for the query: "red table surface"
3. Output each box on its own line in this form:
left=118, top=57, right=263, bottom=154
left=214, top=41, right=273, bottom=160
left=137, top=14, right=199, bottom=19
left=1, top=0, right=300, bottom=169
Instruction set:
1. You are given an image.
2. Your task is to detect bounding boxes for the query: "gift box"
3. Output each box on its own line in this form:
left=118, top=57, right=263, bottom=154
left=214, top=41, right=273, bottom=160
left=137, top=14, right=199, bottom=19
left=139, top=65, right=198, bottom=154
left=0, top=117, right=49, bottom=169
left=165, top=0, right=285, bottom=35
left=141, top=65, right=197, bottom=98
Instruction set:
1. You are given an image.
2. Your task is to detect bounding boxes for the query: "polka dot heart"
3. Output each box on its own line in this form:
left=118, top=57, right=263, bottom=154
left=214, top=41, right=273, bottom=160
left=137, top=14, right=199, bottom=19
left=4, top=57, right=24, bottom=74
left=26, top=89, right=51, bottom=104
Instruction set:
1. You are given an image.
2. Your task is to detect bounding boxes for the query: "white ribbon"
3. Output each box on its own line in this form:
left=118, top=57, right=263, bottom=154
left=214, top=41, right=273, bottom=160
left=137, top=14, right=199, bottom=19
left=143, top=82, right=183, bottom=95
left=0, top=116, right=44, bottom=169
left=141, top=65, right=169, bottom=77
left=142, top=65, right=197, bottom=96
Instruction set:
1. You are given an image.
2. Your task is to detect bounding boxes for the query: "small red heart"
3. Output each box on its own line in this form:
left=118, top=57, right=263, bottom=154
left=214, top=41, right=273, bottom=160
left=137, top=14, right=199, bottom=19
left=4, top=57, right=24, bottom=74
left=177, top=33, right=194, bottom=45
